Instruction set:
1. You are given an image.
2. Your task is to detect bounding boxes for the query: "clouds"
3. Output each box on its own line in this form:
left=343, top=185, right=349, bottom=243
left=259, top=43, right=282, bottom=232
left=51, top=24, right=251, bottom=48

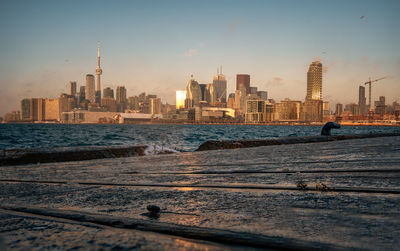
left=266, top=77, right=284, bottom=87
left=183, top=48, right=198, bottom=57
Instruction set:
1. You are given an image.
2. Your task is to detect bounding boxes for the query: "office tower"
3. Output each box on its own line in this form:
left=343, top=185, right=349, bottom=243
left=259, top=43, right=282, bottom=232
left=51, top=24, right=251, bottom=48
left=101, top=98, right=117, bottom=112
left=375, top=96, right=386, bottom=116
left=358, top=86, right=367, bottom=115
left=186, top=76, right=201, bottom=108
left=116, top=86, right=127, bottom=103
left=20, top=98, right=44, bottom=121
left=213, top=66, right=227, bottom=103
left=103, top=87, right=114, bottom=99
left=335, top=103, right=343, bottom=116
left=79, top=86, right=86, bottom=101
left=205, top=83, right=216, bottom=105
left=116, top=86, right=127, bottom=112
left=257, top=91, right=268, bottom=100
left=150, top=98, right=162, bottom=115
left=236, top=74, right=250, bottom=95
left=96, top=43, right=102, bottom=93
left=227, top=93, right=235, bottom=109
left=176, top=90, right=187, bottom=109
left=306, top=61, right=322, bottom=100
left=85, top=74, right=96, bottom=103
left=235, top=83, right=247, bottom=114
left=69, top=81, right=77, bottom=96
left=199, top=84, right=207, bottom=101
left=250, top=87, right=258, bottom=95
left=128, top=96, right=139, bottom=110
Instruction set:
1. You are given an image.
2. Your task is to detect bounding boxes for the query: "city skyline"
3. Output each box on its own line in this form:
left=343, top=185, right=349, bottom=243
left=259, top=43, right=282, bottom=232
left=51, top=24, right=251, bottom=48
left=0, top=0, right=399, bottom=117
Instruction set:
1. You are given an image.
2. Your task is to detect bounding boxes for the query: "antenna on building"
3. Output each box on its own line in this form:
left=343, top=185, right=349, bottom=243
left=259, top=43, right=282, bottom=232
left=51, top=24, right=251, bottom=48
left=220, top=65, right=222, bottom=74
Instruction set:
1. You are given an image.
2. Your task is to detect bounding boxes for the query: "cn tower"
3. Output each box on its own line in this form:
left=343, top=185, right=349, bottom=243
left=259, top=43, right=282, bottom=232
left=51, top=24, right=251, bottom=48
left=96, top=42, right=102, bottom=92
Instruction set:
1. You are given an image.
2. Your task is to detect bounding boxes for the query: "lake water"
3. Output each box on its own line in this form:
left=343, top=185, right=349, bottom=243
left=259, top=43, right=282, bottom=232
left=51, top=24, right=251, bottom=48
left=0, top=123, right=399, bottom=151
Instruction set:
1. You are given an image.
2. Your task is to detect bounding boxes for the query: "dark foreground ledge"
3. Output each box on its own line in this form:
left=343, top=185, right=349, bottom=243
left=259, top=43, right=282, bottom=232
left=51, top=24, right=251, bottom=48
left=196, top=132, right=400, bottom=151
left=0, top=145, right=150, bottom=166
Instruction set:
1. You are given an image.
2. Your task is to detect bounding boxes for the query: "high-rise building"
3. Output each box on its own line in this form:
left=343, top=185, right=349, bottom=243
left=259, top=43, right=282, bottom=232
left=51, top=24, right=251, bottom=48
left=116, top=86, right=127, bottom=112
left=336, top=103, right=343, bottom=116
left=116, top=86, right=127, bottom=103
left=213, top=67, right=227, bottom=103
left=205, top=84, right=216, bottom=105
left=236, top=74, right=250, bottom=95
left=176, top=90, right=187, bottom=109
left=20, top=98, right=45, bottom=121
left=257, top=91, right=268, bottom=100
left=199, top=84, right=207, bottom=101
left=274, top=99, right=301, bottom=121
left=358, top=86, right=367, bottom=115
left=103, top=87, right=114, bottom=99
left=186, top=76, right=201, bottom=108
left=79, top=86, right=86, bottom=102
left=69, top=81, right=77, bottom=96
left=306, top=61, right=322, bottom=100
left=150, top=98, right=162, bottom=115
left=85, top=74, right=96, bottom=103
left=300, top=99, right=323, bottom=122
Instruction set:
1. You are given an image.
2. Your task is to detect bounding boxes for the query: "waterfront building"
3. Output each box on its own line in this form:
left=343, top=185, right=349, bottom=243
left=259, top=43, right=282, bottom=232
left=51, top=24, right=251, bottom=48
left=358, top=86, right=367, bottom=115
left=69, top=81, right=77, bottom=96
left=85, top=74, right=96, bottom=103
left=186, top=76, right=201, bottom=108
left=274, top=99, right=301, bottom=121
left=306, top=61, right=322, bottom=100
left=300, top=99, right=323, bottom=122
left=236, top=74, right=250, bottom=95
left=245, top=99, right=267, bottom=122
left=20, top=98, right=45, bottom=121
left=176, top=90, right=186, bottom=109
left=150, top=97, right=162, bottom=115
left=345, top=103, right=359, bottom=116
left=213, top=67, right=227, bottom=103
left=103, top=87, right=114, bottom=99
left=101, top=98, right=117, bottom=112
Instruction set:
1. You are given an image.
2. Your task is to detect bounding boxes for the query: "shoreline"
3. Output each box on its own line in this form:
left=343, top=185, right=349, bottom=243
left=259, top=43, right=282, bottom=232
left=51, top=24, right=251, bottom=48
left=2, top=121, right=400, bottom=127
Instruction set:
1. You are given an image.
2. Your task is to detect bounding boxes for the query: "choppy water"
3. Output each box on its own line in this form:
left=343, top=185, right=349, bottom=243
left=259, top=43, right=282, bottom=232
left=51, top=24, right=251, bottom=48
left=0, top=123, right=399, bottom=151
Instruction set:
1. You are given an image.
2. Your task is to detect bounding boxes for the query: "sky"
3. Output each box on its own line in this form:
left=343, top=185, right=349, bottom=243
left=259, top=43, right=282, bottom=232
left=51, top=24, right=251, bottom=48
left=0, top=0, right=399, bottom=116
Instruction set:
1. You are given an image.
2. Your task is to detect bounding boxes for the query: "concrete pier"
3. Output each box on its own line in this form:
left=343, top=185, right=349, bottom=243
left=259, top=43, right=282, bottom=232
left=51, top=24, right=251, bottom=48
left=1, top=136, right=399, bottom=250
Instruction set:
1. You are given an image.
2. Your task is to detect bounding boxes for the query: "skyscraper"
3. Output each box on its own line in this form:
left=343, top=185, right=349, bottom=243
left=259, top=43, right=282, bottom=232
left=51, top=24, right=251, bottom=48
left=199, top=84, right=207, bottom=101
left=85, top=74, right=96, bottom=103
left=213, top=67, right=227, bottom=103
left=116, top=86, right=127, bottom=112
left=186, top=76, right=201, bottom=108
left=236, top=74, right=250, bottom=95
left=306, top=61, right=322, bottom=100
left=358, top=86, right=367, bottom=115
left=150, top=98, right=162, bottom=115
left=69, top=81, right=77, bottom=96
left=205, top=84, right=216, bottom=105
left=176, top=90, right=187, bottom=109
left=103, top=87, right=114, bottom=99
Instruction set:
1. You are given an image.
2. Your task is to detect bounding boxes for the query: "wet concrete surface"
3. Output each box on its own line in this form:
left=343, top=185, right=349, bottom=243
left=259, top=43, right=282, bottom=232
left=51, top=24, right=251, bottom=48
left=0, top=136, right=399, bottom=250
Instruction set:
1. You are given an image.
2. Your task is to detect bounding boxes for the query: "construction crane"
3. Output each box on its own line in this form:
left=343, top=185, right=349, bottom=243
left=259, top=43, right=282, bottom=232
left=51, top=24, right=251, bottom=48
left=364, top=77, right=386, bottom=110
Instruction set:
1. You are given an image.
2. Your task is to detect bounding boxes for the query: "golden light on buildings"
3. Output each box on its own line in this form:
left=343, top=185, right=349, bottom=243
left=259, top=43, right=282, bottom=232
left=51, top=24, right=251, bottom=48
left=176, top=90, right=186, bottom=109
